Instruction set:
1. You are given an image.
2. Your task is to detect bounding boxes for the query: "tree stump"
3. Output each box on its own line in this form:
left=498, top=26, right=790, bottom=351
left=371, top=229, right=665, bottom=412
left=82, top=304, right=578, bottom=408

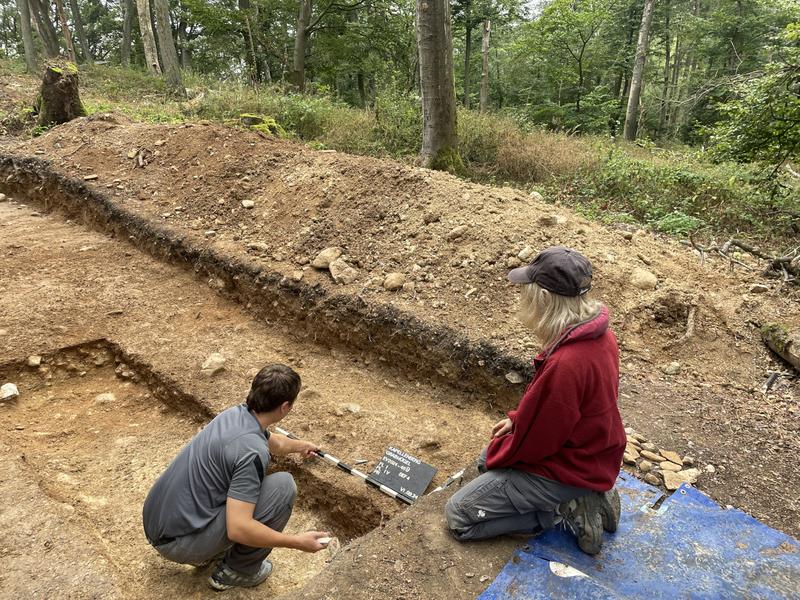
left=37, top=63, right=87, bottom=128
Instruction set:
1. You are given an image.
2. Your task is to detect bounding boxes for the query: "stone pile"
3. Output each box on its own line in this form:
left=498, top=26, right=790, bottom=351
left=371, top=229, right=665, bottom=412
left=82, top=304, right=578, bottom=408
left=623, top=427, right=701, bottom=491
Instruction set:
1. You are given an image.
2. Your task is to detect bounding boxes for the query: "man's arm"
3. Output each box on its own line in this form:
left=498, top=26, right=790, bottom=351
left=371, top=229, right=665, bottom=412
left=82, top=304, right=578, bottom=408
left=226, top=497, right=329, bottom=552
left=268, top=433, right=318, bottom=457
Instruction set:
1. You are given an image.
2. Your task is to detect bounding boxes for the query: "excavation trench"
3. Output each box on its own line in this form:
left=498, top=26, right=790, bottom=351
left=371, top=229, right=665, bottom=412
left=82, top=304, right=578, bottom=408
left=0, top=341, right=401, bottom=598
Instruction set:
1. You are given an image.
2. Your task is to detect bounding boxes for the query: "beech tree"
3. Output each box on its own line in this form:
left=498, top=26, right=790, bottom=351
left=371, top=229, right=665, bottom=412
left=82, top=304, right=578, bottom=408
left=152, top=0, right=185, bottom=97
left=135, top=0, right=161, bottom=74
left=15, top=0, right=37, bottom=72
left=623, top=0, right=656, bottom=140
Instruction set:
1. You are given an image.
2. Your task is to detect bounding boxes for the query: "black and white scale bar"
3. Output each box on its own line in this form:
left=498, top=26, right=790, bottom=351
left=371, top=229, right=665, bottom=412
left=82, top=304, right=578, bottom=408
left=274, top=427, right=414, bottom=505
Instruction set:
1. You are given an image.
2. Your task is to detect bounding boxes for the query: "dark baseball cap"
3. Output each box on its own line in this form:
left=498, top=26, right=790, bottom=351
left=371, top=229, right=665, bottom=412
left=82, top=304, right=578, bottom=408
left=508, top=246, right=592, bottom=296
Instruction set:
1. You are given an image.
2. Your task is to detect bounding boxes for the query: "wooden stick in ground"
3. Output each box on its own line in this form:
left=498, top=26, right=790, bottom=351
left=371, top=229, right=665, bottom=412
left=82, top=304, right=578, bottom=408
left=663, top=305, right=697, bottom=349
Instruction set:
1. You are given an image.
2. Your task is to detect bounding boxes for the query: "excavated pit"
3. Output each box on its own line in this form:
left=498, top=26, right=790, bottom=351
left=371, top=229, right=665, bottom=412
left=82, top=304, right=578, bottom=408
left=0, top=342, right=396, bottom=598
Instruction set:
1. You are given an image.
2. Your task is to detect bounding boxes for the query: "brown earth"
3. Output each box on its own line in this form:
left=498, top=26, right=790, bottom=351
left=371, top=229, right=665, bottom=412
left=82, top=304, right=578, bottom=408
left=0, top=112, right=798, bottom=597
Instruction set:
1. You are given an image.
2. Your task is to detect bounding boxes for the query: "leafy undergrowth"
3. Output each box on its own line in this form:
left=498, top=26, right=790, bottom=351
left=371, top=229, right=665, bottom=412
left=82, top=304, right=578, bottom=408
left=2, top=58, right=797, bottom=247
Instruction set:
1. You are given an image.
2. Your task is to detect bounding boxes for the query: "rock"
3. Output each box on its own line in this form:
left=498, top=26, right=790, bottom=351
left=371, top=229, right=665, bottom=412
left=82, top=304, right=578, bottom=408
left=660, top=461, right=683, bottom=472
left=625, top=444, right=640, bottom=458
left=632, top=433, right=647, bottom=443
left=0, top=193, right=6, bottom=202
left=682, top=455, right=696, bottom=467
left=383, top=273, right=406, bottom=291
left=126, top=149, right=137, bottom=159
left=662, top=468, right=700, bottom=491
left=94, top=393, right=117, bottom=405
left=290, top=271, right=304, bottom=282
left=660, top=361, right=682, bottom=375
left=622, top=231, right=634, bottom=241
left=630, top=268, right=658, bottom=290
left=402, top=282, right=416, bottom=294
left=27, top=355, right=42, bottom=368
left=661, top=450, right=682, bottom=464
left=247, top=242, right=269, bottom=252
left=446, top=225, right=469, bottom=241
left=623, top=452, right=638, bottom=465
left=518, top=246, right=535, bottom=261
left=335, top=402, right=361, bottom=416
left=529, top=191, right=544, bottom=202
left=641, top=441, right=658, bottom=452
left=705, top=464, right=716, bottom=474
left=1, top=383, right=19, bottom=401
left=505, top=371, right=525, bottom=384
left=241, top=200, right=255, bottom=209
left=329, top=258, right=358, bottom=284
left=311, top=247, right=343, bottom=269
left=626, top=435, right=642, bottom=448
left=539, top=214, right=566, bottom=227
left=643, top=473, right=661, bottom=486
left=154, top=139, right=166, bottom=146
left=506, top=257, right=523, bottom=268
left=204, top=230, right=216, bottom=237
left=749, top=284, right=769, bottom=294
left=638, top=460, right=654, bottom=473
left=201, top=353, right=226, bottom=376
left=640, top=450, right=665, bottom=462
left=83, top=174, right=98, bottom=181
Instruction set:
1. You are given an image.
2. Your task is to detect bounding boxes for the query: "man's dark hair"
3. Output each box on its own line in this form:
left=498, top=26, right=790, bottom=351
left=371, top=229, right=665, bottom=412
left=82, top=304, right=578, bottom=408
left=246, top=364, right=301, bottom=413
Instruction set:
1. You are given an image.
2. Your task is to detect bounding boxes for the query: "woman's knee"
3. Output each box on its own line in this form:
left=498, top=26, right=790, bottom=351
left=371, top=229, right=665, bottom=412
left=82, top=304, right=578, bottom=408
left=444, top=496, right=471, bottom=540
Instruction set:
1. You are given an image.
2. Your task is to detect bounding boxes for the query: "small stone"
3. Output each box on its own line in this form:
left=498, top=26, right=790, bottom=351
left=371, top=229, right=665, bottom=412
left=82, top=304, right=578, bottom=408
left=640, top=450, right=665, bottom=462
left=626, top=435, right=642, bottom=448
left=0, top=193, right=7, bottom=202
left=1, top=383, right=19, bottom=401
left=290, top=271, right=304, bottom=282
left=446, top=225, right=469, bottom=241
left=749, top=284, right=769, bottom=294
left=662, top=468, right=700, bottom=491
left=241, top=200, right=255, bottom=209
left=624, top=427, right=634, bottom=435
left=402, top=282, right=416, bottom=294
left=625, top=444, right=640, bottom=458
left=505, top=371, right=525, bottom=384
left=27, top=355, right=42, bottom=368
left=641, top=441, right=658, bottom=452
left=94, top=393, right=117, bottom=405
left=660, top=361, right=682, bottom=375
left=705, top=464, right=716, bottom=473
left=632, top=433, right=648, bottom=443
left=465, top=573, right=475, bottom=579
left=329, top=258, right=358, bottom=284
left=643, top=473, right=661, bottom=486
left=660, top=461, right=683, bottom=472
left=383, top=273, right=406, bottom=291
left=518, top=246, right=535, bottom=261
left=83, top=174, right=98, bottom=181
left=126, top=150, right=137, bottom=159
left=623, top=452, right=638, bottom=465
left=682, top=455, right=696, bottom=467
left=201, top=353, right=226, bottom=376
left=622, top=231, right=634, bottom=241
left=334, top=402, right=361, bottom=416
left=630, top=268, right=658, bottom=290
left=528, top=191, right=544, bottom=202
left=506, top=257, right=523, bottom=268
left=539, top=214, right=566, bottom=227
left=154, top=139, right=166, bottom=146
left=204, top=230, right=216, bottom=237
left=247, top=242, right=269, bottom=252
left=638, top=460, right=654, bottom=473
left=311, top=247, right=343, bottom=269
left=479, top=575, right=490, bottom=583
left=661, top=450, right=682, bottom=464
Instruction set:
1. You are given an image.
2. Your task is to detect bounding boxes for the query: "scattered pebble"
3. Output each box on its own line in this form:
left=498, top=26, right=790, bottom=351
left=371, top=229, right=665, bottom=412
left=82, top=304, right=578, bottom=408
left=201, top=353, right=226, bottom=376
left=660, top=361, right=682, bottom=376
left=94, top=392, right=117, bottom=405
left=1, top=383, right=19, bottom=401
left=27, top=355, right=42, bottom=368
left=383, top=272, right=406, bottom=291
left=505, top=371, right=525, bottom=384
left=705, top=464, right=716, bottom=474
left=446, top=225, right=469, bottom=241
left=682, top=455, right=696, bottom=467
left=517, top=246, right=535, bottom=261
left=334, top=403, right=361, bottom=416
left=83, top=174, right=99, bottom=181
left=538, top=214, right=566, bottom=227
left=311, top=247, right=343, bottom=269
left=528, top=191, right=543, bottom=202
left=644, top=473, right=661, bottom=486
left=329, top=258, right=358, bottom=284
left=749, top=284, right=769, bottom=294
left=630, top=268, right=658, bottom=290
left=241, top=200, right=255, bottom=209
left=0, top=193, right=6, bottom=202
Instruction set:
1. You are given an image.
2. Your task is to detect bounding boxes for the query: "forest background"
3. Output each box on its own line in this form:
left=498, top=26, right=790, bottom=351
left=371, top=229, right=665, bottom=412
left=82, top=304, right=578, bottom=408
left=0, top=0, right=798, bottom=248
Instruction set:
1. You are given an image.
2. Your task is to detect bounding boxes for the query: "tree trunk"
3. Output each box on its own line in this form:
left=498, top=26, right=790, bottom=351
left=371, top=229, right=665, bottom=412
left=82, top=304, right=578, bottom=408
left=416, top=0, right=460, bottom=171
left=292, top=0, right=311, bottom=91
left=177, top=18, right=192, bottom=70
left=623, top=0, right=656, bottom=141
left=37, top=63, right=87, bottom=127
left=15, top=0, right=38, bottom=72
left=29, top=0, right=60, bottom=57
left=135, top=0, right=161, bottom=74
left=462, top=0, right=471, bottom=108
left=239, top=0, right=259, bottom=84
left=658, top=0, right=670, bottom=136
left=121, top=0, right=134, bottom=67
left=479, top=19, right=490, bottom=112
left=54, top=0, right=77, bottom=63
left=152, top=0, right=184, bottom=96
left=68, top=0, right=91, bottom=63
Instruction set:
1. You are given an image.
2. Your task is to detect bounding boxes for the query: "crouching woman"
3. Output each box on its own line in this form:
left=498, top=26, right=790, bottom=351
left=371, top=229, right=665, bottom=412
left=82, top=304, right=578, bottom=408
left=445, top=246, right=625, bottom=554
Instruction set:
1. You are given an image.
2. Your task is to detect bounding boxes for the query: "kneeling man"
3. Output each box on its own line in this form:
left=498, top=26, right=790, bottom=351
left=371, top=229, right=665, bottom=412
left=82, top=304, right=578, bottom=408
left=143, top=364, right=329, bottom=591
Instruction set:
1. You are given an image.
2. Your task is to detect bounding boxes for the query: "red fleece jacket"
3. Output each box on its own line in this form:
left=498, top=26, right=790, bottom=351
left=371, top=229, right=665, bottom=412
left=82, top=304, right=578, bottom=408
left=485, top=306, right=625, bottom=492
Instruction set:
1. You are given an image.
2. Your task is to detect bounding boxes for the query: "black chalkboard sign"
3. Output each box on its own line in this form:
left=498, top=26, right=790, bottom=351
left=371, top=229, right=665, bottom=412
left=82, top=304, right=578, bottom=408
left=370, top=447, right=437, bottom=503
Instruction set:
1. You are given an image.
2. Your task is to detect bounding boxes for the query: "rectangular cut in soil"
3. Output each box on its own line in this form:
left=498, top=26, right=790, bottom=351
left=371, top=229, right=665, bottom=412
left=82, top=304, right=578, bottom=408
left=0, top=345, right=384, bottom=599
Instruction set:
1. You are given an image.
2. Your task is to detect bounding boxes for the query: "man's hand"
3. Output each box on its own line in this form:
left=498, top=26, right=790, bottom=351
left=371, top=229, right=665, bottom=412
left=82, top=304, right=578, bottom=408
left=293, top=440, right=319, bottom=459
left=292, top=530, right=331, bottom=552
left=492, top=417, right=513, bottom=438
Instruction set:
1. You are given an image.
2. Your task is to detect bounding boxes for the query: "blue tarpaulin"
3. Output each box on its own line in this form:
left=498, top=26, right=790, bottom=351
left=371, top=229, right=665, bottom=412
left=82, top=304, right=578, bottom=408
left=478, top=472, right=800, bottom=599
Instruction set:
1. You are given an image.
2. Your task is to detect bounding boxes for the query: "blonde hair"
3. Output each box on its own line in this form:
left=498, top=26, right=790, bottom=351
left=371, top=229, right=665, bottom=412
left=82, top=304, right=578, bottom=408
left=518, top=283, right=602, bottom=349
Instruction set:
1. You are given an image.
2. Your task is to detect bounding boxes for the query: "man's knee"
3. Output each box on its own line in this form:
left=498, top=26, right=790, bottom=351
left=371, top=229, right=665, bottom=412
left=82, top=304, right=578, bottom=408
left=270, top=471, right=297, bottom=507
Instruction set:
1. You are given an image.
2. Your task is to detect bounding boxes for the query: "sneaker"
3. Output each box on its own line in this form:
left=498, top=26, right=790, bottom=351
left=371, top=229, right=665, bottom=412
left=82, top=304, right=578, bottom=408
left=557, top=494, right=604, bottom=555
left=208, top=559, right=273, bottom=591
left=598, top=488, right=621, bottom=533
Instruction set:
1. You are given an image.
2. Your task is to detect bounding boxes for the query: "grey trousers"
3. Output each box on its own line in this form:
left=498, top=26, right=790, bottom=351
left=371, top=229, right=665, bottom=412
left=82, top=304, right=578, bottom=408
left=154, top=471, right=297, bottom=575
left=445, top=450, right=589, bottom=541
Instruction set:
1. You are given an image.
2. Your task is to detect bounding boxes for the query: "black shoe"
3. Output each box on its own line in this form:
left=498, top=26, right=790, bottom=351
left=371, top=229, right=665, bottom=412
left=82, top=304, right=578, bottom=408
left=557, top=494, right=604, bottom=555
left=208, top=559, right=272, bottom=591
left=598, top=488, right=621, bottom=533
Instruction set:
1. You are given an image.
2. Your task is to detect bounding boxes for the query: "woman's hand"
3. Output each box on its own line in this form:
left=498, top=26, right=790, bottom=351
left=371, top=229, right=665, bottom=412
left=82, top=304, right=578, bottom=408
left=491, top=417, right=513, bottom=438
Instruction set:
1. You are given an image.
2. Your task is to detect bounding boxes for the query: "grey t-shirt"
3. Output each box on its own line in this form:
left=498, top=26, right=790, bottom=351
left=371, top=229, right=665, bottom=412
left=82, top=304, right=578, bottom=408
left=143, top=404, right=271, bottom=544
